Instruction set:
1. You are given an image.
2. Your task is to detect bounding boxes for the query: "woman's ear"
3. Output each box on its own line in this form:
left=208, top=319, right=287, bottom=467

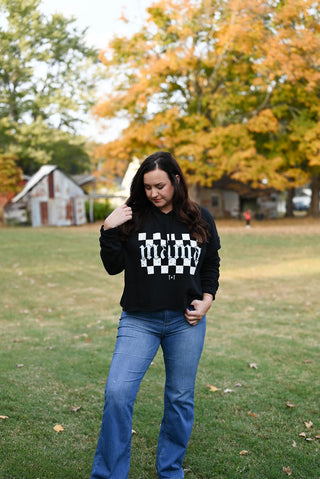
left=175, top=174, right=180, bottom=183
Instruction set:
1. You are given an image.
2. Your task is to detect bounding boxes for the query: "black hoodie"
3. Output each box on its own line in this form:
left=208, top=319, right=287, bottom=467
left=99, top=206, right=220, bottom=312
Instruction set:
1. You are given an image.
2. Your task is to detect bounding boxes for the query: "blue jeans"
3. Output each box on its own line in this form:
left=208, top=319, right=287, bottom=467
left=90, top=310, right=206, bottom=479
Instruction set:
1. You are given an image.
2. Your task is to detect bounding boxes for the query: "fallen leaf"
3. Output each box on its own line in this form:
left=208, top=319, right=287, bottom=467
left=299, top=432, right=306, bottom=438
left=304, top=421, right=313, bottom=429
left=0, top=415, right=9, bottom=420
left=283, top=466, right=292, bottom=476
left=286, top=401, right=296, bottom=408
left=292, top=441, right=297, bottom=448
left=239, top=450, right=248, bottom=455
left=206, top=384, right=221, bottom=392
left=132, top=429, right=137, bottom=434
left=303, top=359, right=312, bottom=364
left=224, top=388, right=234, bottom=393
left=305, top=437, right=314, bottom=442
left=71, top=405, right=81, bottom=412
left=249, top=363, right=258, bottom=369
left=53, top=424, right=64, bottom=432
left=315, top=435, right=320, bottom=440
left=17, top=364, right=24, bottom=368
left=248, top=411, right=258, bottom=418
left=235, top=383, right=242, bottom=387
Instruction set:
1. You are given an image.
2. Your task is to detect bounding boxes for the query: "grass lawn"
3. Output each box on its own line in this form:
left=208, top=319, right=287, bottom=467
left=0, top=219, right=319, bottom=479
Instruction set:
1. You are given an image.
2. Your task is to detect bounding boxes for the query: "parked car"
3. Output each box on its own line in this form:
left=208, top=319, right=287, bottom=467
left=292, top=196, right=310, bottom=211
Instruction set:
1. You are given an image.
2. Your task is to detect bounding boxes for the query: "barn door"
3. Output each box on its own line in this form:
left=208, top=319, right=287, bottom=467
left=40, top=202, right=48, bottom=225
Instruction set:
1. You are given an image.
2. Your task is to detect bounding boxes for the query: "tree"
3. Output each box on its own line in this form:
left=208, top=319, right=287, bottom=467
left=0, top=155, right=22, bottom=194
left=0, top=154, right=22, bottom=221
left=94, top=0, right=320, bottom=216
left=0, top=0, right=99, bottom=174
left=257, top=0, right=320, bottom=216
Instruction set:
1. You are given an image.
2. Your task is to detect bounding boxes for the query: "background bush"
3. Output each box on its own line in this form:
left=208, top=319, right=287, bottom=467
left=85, top=200, right=113, bottom=222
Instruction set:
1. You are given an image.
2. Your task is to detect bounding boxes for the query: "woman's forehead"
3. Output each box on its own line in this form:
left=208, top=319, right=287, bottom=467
left=143, top=169, right=169, bottom=184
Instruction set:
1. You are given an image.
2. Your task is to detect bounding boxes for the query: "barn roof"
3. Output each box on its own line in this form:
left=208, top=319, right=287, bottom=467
left=12, top=165, right=58, bottom=203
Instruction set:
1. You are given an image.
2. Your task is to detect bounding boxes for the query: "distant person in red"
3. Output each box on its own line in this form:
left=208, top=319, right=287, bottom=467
left=244, top=210, right=251, bottom=228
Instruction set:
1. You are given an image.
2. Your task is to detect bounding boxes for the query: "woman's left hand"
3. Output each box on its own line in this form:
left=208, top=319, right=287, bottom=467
left=184, top=293, right=213, bottom=326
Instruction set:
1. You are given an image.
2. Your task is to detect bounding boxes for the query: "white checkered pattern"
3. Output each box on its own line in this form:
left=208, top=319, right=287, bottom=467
left=138, top=232, right=201, bottom=276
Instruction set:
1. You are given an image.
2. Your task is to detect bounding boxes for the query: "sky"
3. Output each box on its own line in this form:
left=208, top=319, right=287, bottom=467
left=39, top=0, right=154, bottom=140
left=40, top=0, right=153, bottom=49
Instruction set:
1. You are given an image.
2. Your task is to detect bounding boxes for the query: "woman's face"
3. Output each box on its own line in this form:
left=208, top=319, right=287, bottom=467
left=143, top=168, right=178, bottom=214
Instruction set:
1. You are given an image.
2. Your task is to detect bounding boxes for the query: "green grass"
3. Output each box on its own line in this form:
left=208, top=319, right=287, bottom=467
left=0, top=222, right=319, bottom=479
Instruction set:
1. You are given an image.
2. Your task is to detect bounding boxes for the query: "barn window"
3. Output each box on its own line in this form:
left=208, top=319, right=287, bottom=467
left=211, top=195, right=220, bottom=207
left=48, top=172, right=54, bottom=198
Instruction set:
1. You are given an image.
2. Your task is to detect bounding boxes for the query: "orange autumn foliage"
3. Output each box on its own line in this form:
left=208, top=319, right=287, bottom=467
left=93, top=0, right=320, bottom=210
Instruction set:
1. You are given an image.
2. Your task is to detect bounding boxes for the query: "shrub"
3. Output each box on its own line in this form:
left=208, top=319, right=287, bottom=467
left=85, top=199, right=113, bottom=222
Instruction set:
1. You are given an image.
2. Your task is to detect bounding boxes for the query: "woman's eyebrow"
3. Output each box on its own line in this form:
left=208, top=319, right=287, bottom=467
left=144, top=182, right=165, bottom=187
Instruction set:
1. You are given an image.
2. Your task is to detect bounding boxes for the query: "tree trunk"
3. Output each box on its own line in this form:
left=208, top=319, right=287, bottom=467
left=285, top=188, right=295, bottom=217
left=309, top=174, right=320, bottom=217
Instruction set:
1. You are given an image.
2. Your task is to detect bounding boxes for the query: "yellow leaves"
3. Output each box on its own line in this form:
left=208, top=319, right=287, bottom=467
left=298, top=420, right=319, bottom=442
left=52, top=404, right=82, bottom=433
left=0, top=154, right=23, bottom=195
left=283, top=466, right=292, bottom=476
left=299, top=432, right=314, bottom=442
left=71, top=405, right=81, bottom=413
left=247, top=411, right=258, bottom=418
left=247, top=110, right=279, bottom=134
left=304, top=421, right=313, bottom=429
left=119, top=9, right=129, bottom=24
left=53, top=424, right=64, bottom=432
left=92, top=94, right=127, bottom=119
left=302, top=123, right=320, bottom=167
left=92, top=0, right=320, bottom=191
left=206, top=383, right=221, bottom=392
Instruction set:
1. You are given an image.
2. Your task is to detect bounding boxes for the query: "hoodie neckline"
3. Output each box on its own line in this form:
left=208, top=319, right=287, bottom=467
left=150, top=204, right=175, bottom=217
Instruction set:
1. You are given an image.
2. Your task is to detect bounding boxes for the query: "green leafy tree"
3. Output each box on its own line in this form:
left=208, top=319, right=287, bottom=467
left=0, top=0, right=99, bottom=174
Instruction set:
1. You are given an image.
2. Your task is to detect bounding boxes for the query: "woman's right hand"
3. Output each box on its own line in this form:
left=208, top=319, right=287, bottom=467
left=103, top=204, right=133, bottom=230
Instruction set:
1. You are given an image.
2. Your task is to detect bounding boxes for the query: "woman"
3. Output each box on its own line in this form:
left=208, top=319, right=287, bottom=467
left=91, top=151, right=220, bottom=479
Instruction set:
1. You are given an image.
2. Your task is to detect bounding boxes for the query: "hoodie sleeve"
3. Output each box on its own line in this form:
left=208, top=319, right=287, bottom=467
left=200, top=208, right=221, bottom=300
left=99, top=225, right=125, bottom=275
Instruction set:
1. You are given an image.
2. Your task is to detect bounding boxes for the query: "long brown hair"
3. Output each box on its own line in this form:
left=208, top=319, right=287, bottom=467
left=120, top=151, right=209, bottom=243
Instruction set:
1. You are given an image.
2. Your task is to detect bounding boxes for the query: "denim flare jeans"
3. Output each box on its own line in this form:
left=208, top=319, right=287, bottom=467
left=90, top=309, right=206, bottom=479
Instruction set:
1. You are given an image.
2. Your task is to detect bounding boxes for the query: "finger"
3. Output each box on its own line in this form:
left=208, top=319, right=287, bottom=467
left=187, top=318, right=200, bottom=326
